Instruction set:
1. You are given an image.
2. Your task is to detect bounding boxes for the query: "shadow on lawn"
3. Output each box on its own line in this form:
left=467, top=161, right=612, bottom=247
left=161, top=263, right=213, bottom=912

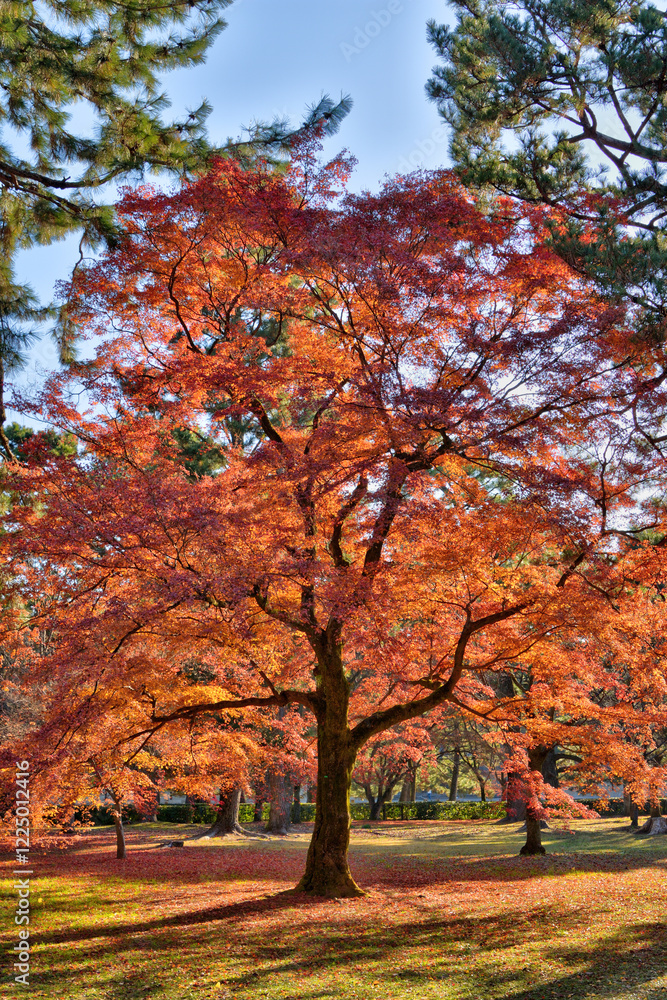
left=30, top=899, right=667, bottom=1000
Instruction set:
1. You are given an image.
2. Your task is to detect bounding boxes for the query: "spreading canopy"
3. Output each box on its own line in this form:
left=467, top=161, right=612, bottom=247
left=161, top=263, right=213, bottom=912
left=3, top=152, right=667, bottom=892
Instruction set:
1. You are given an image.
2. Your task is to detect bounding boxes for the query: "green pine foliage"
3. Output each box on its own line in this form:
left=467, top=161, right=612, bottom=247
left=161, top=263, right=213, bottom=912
left=427, top=1, right=667, bottom=326
left=0, top=0, right=236, bottom=366
left=0, top=2, right=352, bottom=440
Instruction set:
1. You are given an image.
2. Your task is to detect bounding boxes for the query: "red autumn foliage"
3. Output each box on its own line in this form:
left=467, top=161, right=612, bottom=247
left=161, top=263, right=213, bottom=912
left=3, top=146, right=667, bottom=893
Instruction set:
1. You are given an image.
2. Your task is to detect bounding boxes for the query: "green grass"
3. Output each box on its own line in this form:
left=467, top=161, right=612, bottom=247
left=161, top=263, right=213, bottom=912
left=2, top=817, right=667, bottom=999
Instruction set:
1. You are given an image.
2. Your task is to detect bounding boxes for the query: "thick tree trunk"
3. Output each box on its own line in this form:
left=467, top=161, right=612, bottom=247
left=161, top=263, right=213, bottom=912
left=198, top=787, right=244, bottom=837
left=295, top=644, right=363, bottom=897
left=399, top=766, right=416, bottom=803
left=500, top=771, right=527, bottom=822
left=636, top=816, right=667, bottom=835
left=368, top=786, right=395, bottom=821
left=624, top=787, right=640, bottom=828
left=265, top=770, right=292, bottom=835
left=637, top=802, right=666, bottom=835
left=364, top=784, right=381, bottom=821
left=519, top=746, right=548, bottom=856
left=520, top=814, right=546, bottom=855
left=113, top=810, right=126, bottom=859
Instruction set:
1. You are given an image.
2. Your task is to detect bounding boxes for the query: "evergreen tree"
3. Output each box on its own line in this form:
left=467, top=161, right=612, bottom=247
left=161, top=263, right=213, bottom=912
left=0, top=1, right=351, bottom=458
left=426, top=1, right=667, bottom=327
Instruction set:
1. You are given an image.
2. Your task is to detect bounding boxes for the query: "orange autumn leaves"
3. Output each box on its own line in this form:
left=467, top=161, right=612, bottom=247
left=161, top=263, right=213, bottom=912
left=3, top=148, right=667, bottom=853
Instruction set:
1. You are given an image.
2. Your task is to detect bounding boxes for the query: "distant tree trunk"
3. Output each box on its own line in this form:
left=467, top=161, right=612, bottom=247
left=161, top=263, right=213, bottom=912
left=399, top=766, right=416, bottom=802
left=102, top=788, right=127, bottom=859
left=364, top=781, right=396, bottom=821
left=265, top=770, right=292, bottom=834
left=198, top=787, right=244, bottom=837
left=500, top=771, right=526, bottom=822
left=449, top=748, right=460, bottom=801
left=293, top=784, right=302, bottom=824
left=624, top=788, right=640, bottom=829
left=478, top=775, right=486, bottom=802
left=364, top=784, right=381, bottom=821
left=111, top=801, right=126, bottom=859
left=519, top=746, right=548, bottom=856
left=542, top=748, right=559, bottom=788
left=520, top=814, right=546, bottom=855
left=636, top=800, right=667, bottom=835
left=253, top=796, right=265, bottom=823
left=307, top=784, right=316, bottom=803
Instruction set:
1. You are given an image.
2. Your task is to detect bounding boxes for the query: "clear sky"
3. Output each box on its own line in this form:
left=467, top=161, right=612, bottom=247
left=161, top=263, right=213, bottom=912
left=14, top=0, right=450, bottom=395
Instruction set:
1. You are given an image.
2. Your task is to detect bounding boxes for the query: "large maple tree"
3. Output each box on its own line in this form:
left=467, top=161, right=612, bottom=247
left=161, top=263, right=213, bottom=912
left=3, top=150, right=667, bottom=895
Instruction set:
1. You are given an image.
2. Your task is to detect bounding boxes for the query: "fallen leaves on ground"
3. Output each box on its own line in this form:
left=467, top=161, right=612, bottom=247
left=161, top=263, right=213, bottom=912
left=2, top=818, right=667, bottom=1000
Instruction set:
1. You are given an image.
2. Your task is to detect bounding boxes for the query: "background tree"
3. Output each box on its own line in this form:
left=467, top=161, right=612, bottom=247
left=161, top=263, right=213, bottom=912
left=427, top=0, right=667, bottom=331
left=0, top=0, right=352, bottom=460
left=352, top=723, right=434, bottom=820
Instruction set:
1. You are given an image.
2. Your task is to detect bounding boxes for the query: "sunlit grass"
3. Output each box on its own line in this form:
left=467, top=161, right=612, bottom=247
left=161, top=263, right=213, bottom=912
left=2, top=817, right=667, bottom=999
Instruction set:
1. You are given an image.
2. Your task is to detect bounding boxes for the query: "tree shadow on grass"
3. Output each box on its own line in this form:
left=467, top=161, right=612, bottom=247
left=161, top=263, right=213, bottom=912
left=24, top=899, right=667, bottom=1000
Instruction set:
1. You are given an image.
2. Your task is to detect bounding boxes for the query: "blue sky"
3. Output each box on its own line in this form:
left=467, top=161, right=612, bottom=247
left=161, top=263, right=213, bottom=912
left=14, top=0, right=450, bottom=398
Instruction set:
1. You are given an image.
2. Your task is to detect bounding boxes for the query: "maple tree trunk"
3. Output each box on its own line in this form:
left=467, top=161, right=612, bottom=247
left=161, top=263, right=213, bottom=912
left=399, top=771, right=415, bottom=802
left=519, top=747, right=548, bottom=856
left=520, top=814, right=546, bottom=855
left=637, top=802, right=667, bottom=835
left=113, top=811, right=126, bottom=859
left=369, top=799, right=381, bottom=821
left=293, top=784, right=302, bottom=824
left=265, top=769, right=292, bottom=835
left=542, top=748, right=559, bottom=788
left=501, top=771, right=526, bottom=822
left=368, top=785, right=395, bottom=821
left=295, top=644, right=363, bottom=898
left=401, top=765, right=417, bottom=802
left=253, top=797, right=265, bottom=823
left=364, top=785, right=381, bottom=821
left=198, top=787, right=244, bottom=837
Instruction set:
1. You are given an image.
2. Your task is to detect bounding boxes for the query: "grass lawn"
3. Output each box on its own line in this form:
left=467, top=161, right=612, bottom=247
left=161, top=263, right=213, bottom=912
left=2, top=817, right=667, bottom=999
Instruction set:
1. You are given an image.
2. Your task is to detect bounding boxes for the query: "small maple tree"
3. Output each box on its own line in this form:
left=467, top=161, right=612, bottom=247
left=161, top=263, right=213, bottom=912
left=352, top=722, right=435, bottom=820
left=3, top=149, right=667, bottom=894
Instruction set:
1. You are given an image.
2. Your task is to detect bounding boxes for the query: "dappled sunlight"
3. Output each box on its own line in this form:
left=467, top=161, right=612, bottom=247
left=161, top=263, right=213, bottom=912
left=3, top=818, right=667, bottom=999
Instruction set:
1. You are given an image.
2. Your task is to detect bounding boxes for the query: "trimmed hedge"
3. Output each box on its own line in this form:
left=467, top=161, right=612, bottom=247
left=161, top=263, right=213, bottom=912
left=578, top=797, right=660, bottom=817
left=149, top=797, right=638, bottom=826
left=349, top=801, right=506, bottom=821
left=156, top=803, right=218, bottom=824
left=92, top=804, right=142, bottom=826
left=237, top=803, right=317, bottom=823
left=292, top=803, right=316, bottom=822
left=156, top=803, right=313, bottom=824
left=238, top=804, right=264, bottom=823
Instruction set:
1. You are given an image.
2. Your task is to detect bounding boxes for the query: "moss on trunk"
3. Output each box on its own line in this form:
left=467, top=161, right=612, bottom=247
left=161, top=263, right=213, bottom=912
left=295, top=639, right=364, bottom=898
